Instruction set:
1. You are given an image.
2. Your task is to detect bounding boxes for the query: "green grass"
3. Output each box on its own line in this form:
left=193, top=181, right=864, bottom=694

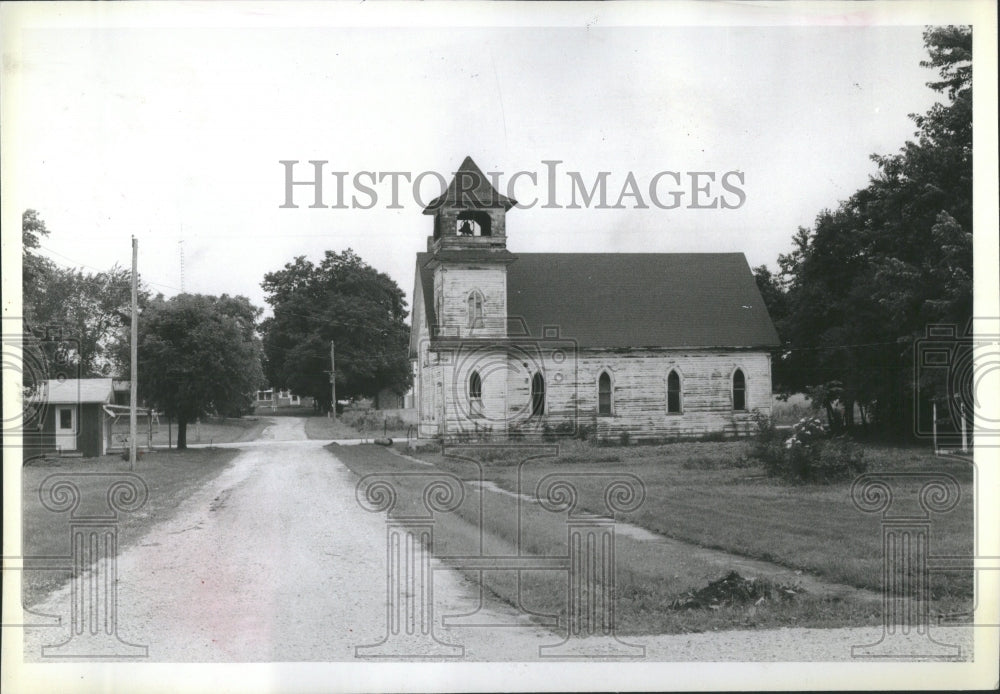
left=303, top=415, right=371, bottom=440
left=770, top=393, right=815, bottom=426
left=304, top=410, right=413, bottom=440
left=110, top=416, right=269, bottom=448
left=330, top=439, right=973, bottom=635
left=20, top=447, right=240, bottom=607
left=425, top=440, right=973, bottom=601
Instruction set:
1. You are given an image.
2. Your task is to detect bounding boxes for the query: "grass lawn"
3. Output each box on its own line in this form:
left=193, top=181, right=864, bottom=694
left=20, top=447, right=240, bottom=607
left=303, top=415, right=370, bottom=439
left=110, top=416, right=269, bottom=448
left=331, top=439, right=973, bottom=636
left=304, top=411, right=413, bottom=440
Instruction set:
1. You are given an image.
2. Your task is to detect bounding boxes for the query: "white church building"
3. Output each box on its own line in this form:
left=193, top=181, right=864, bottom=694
left=409, top=157, right=780, bottom=440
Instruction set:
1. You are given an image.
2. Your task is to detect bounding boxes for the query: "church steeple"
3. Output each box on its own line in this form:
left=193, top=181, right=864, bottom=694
left=424, top=156, right=516, bottom=252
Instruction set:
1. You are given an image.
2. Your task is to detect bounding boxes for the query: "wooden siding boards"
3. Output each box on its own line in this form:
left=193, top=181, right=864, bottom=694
left=434, top=265, right=508, bottom=338
left=36, top=403, right=107, bottom=457
left=415, top=344, right=772, bottom=440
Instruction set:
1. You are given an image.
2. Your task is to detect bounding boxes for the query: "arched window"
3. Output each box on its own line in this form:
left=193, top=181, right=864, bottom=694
left=667, top=370, right=682, bottom=414
left=467, top=291, right=484, bottom=329
left=732, top=368, right=746, bottom=411
left=531, top=372, right=545, bottom=417
left=598, top=372, right=612, bottom=416
left=469, top=371, right=482, bottom=401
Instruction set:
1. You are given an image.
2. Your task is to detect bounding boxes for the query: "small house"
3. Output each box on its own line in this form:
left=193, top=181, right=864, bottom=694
left=38, top=378, right=113, bottom=457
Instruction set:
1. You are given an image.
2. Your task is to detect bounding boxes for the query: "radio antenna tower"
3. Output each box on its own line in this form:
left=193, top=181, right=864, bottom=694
left=178, top=239, right=186, bottom=293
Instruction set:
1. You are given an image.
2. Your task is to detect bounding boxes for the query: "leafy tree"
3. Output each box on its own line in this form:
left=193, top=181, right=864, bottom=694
left=137, top=293, right=265, bottom=448
left=22, top=210, right=149, bottom=382
left=23, top=209, right=54, bottom=300
left=32, top=264, right=148, bottom=377
left=763, top=26, right=972, bottom=438
left=261, top=249, right=411, bottom=412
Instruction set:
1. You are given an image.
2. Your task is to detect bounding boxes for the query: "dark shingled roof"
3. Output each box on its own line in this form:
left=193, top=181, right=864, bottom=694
left=417, top=252, right=780, bottom=349
left=423, top=156, right=517, bottom=213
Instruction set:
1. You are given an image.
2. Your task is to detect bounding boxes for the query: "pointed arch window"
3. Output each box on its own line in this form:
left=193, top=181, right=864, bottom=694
left=598, top=372, right=613, bottom=416
left=531, top=372, right=545, bottom=417
left=732, top=368, right=746, bottom=411
left=469, top=371, right=483, bottom=401
left=467, top=291, right=484, bottom=329
left=667, top=370, right=682, bottom=414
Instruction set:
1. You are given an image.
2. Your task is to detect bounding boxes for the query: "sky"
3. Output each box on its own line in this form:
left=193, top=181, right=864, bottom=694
left=2, top=5, right=961, bottom=319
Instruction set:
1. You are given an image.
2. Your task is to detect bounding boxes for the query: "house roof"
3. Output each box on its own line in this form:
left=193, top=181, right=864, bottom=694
left=422, top=156, right=517, bottom=213
left=416, top=252, right=780, bottom=349
left=43, top=378, right=114, bottom=404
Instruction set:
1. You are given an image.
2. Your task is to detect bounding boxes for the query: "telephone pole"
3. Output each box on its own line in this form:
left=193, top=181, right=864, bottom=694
left=329, top=341, right=336, bottom=420
left=130, top=236, right=138, bottom=469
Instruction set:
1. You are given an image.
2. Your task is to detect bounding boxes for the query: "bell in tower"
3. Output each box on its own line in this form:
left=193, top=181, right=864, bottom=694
left=424, top=156, right=517, bottom=252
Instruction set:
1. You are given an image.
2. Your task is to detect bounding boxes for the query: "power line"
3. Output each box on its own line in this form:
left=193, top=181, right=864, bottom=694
left=37, top=244, right=184, bottom=294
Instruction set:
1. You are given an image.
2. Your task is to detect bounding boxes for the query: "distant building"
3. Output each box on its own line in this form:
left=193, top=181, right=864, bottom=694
left=255, top=388, right=305, bottom=409
left=409, top=157, right=781, bottom=440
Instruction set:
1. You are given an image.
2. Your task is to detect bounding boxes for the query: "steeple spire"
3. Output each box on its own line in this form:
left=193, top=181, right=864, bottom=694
left=424, top=156, right=516, bottom=252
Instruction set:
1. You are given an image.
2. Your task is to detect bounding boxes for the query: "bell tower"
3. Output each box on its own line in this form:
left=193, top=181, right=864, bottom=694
left=423, top=157, right=517, bottom=338
left=424, top=156, right=515, bottom=253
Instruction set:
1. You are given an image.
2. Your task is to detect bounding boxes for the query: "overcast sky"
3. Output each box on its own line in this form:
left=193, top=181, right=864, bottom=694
left=3, top=5, right=963, bottom=318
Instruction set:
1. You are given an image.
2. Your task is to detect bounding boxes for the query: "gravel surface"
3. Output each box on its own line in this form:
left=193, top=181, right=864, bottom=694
left=21, top=418, right=975, bottom=662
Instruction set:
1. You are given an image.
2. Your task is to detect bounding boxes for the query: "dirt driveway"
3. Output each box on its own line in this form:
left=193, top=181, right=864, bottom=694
left=22, top=418, right=974, bottom=661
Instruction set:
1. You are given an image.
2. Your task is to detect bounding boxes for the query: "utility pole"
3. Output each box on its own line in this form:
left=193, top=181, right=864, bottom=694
left=129, top=236, right=138, bottom=469
left=932, top=401, right=938, bottom=454
left=329, top=340, right=336, bottom=420
left=959, top=397, right=968, bottom=453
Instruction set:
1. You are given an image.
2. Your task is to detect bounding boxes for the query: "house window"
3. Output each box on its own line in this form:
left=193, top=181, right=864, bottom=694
left=60, top=408, right=73, bottom=429
left=531, top=372, right=545, bottom=417
left=467, top=291, right=484, bottom=329
left=469, top=371, right=482, bottom=400
left=598, top=372, right=612, bottom=416
left=732, top=368, right=746, bottom=411
left=667, top=370, right=682, bottom=414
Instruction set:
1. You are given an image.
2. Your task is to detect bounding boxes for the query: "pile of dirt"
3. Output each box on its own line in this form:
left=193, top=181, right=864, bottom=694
left=669, top=571, right=804, bottom=611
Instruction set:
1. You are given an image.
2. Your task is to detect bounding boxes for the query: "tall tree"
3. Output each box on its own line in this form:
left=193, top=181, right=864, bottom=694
left=261, top=249, right=411, bottom=412
left=31, top=264, right=145, bottom=377
left=22, top=210, right=148, bottom=382
left=137, top=293, right=265, bottom=448
left=766, top=26, right=972, bottom=437
left=22, top=209, right=54, bottom=303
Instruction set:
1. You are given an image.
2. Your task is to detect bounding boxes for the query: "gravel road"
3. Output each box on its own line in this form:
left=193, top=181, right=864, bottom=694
left=22, top=418, right=974, bottom=662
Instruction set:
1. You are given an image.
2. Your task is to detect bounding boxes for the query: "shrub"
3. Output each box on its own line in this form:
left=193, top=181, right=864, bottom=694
left=748, top=414, right=866, bottom=483
left=811, top=437, right=866, bottom=482
left=574, top=423, right=592, bottom=441
left=619, top=430, right=631, bottom=446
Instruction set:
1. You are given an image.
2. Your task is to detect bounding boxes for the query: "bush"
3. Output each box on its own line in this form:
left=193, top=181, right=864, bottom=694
left=619, top=430, right=631, bottom=446
left=746, top=413, right=866, bottom=483
left=811, top=437, right=866, bottom=482
left=343, top=409, right=407, bottom=433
